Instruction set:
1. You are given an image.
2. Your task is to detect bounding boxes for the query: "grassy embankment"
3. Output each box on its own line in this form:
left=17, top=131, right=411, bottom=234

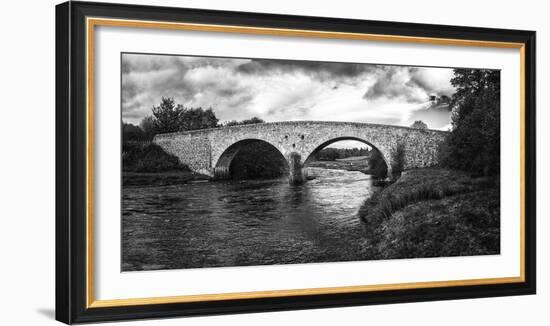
left=122, top=142, right=209, bottom=186
left=307, top=157, right=370, bottom=173
left=307, top=150, right=387, bottom=179
left=358, top=168, right=500, bottom=259
left=122, top=140, right=288, bottom=186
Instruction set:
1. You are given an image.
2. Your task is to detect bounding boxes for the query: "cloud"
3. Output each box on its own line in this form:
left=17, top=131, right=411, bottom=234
left=406, top=101, right=452, bottom=129
left=122, top=54, right=255, bottom=122
left=363, top=66, right=454, bottom=104
left=121, top=53, right=457, bottom=129
left=236, top=59, right=376, bottom=84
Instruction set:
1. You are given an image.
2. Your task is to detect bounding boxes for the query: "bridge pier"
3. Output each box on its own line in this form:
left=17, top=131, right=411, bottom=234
left=153, top=122, right=448, bottom=185
left=213, top=166, right=231, bottom=180
left=288, top=152, right=306, bottom=185
left=385, top=167, right=393, bottom=182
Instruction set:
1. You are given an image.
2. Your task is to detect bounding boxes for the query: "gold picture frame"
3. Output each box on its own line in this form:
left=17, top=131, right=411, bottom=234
left=56, top=2, right=536, bottom=323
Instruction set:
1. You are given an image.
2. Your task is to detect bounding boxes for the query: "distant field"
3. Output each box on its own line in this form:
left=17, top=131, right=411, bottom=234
left=307, top=157, right=370, bottom=173
left=336, top=156, right=368, bottom=161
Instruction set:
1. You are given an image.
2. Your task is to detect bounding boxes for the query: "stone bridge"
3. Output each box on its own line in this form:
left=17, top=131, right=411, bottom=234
left=153, top=121, right=448, bottom=184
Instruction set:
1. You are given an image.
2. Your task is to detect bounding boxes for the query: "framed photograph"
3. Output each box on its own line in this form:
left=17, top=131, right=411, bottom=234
left=56, top=1, right=536, bottom=324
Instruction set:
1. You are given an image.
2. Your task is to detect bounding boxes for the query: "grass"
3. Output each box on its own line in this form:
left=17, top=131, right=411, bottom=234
left=359, top=168, right=500, bottom=259
left=122, top=142, right=189, bottom=173
left=121, top=142, right=211, bottom=186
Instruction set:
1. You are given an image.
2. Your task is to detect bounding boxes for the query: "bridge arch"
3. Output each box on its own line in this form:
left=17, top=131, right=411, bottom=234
left=213, top=138, right=289, bottom=180
left=303, top=136, right=392, bottom=179
left=153, top=121, right=447, bottom=184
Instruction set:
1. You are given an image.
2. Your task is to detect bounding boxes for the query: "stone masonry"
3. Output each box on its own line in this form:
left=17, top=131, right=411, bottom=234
left=153, top=121, right=448, bottom=184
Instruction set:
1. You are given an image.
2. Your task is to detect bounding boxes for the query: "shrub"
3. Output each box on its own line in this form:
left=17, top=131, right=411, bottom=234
left=410, top=120, right=428, bottom=129
left=122, top=142, right=189, bottom=172
left=391, top=142, right=405, bottom=178
left=122, top=122, right=147, bottom=141
left=367, top=150, right=388, bottom=179
left=358, top=168, right=500, bottom=258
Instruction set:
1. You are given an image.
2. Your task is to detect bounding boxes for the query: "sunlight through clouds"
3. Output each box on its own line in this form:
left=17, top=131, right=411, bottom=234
left=122, top=53, right=456, bottom=130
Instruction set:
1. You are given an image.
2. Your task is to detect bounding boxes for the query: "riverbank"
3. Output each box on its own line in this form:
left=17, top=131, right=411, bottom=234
left=122, top=142, right=189, bottom=173
left=307, top=159, right=370, bottom=174
left=359, top=168, right=500, bottom=259
left=122, top=141, right=212, bottom=186
left=123, top=171, right=210, bottom=187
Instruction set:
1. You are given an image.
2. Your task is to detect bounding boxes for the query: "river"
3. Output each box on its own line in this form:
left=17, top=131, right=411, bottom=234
left=122, top=167, right=381, bottom=271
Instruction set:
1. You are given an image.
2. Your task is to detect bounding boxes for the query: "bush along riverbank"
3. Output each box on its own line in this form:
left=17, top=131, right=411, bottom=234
left=358, top=168, right=500, bottom=259
left=122, top=142, right=209, bottom=186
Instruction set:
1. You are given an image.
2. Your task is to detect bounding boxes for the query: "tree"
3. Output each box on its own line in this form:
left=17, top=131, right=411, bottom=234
left=439, top=69, right=500, bottom=176
left=391, top=142, right=406, bottom=177
left=150, top=98, right=220, bottom=133
left=317, top=148, right=341, bottom=161
left=317, top=147, right=371, bottom=160
left=139, top=115, right=156, bottom=140
left=151, top=97, right=185, bottom=133
left=367, top=150, right=388, bottom=179
left=224, top=117, right=265, bottom=127
left=239, top=117, right=264, bottom=125
left=224, top=120, right=240, bottom=127
left=410, top=120, right=428, bottom=129
left=449, top=69, right=500, bottom=109
left=122, top=122, right=146, bottom=142
left=180, top=107, right=219, bottom=131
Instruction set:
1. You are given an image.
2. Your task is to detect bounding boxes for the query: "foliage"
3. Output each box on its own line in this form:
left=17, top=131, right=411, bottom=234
left=358, top=168, right=499, bottom=258
left=317, top=147, right=371, bottom=161
left=359, top=169, right=475, bottom=228
left=151, top=97, right=186, bottom=134
left=139, top=116, right=156, bottom=140
left=224, top=117, right=265, bottom=126
left=366, top=150, right=388, bottom=179
left=410, top=120, right=428, bottom=129
left=391, top=142, right=405, bottom=177
left=180, top=107, right=219, bottom=131
left=439, top=69, right=500, bottom=176
left=373, top=190, right=500, bottom=259
left=317, top=148, right=340, bottom=161
left=122, top=122, right=147, bottom=142
left=132, top=98, right=268, bottom=138
left=150, top=97, right=220, bottom=134
left=122, top=142, right=189, bottom=173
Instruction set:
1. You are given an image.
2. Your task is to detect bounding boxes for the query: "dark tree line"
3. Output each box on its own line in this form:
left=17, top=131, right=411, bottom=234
left=224, top=117, right=265, bottom=126
left=317, top=147, right=371, bottom=161
left=439, top=69, right=500, bottom=176
left=122, top=97, right=264, bottom=142
left=148, top=97, right=219, bottom=134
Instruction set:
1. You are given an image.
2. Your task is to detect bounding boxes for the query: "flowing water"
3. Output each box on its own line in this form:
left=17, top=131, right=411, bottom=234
left=122, top=167, right=381, bottom=271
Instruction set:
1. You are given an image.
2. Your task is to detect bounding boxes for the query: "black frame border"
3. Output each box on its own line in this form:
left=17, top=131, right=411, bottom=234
left=56, top=1, right=536, bottom=324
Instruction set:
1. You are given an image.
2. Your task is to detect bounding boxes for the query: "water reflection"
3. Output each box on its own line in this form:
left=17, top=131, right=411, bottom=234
left=122, top=167, right=380, bottom=271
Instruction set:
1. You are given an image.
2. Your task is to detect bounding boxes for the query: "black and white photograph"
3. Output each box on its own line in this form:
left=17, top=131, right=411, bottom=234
left=44, top=0, right=543, bottom=324
left=121, top=53, right=501, bottom=272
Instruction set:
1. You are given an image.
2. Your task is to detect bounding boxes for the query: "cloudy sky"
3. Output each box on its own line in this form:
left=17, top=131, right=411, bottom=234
left=122, top=53, right=457, bottom=130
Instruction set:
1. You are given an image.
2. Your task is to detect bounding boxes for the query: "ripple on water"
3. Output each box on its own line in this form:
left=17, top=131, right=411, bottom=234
left=122, top=168, right=379, bottom=271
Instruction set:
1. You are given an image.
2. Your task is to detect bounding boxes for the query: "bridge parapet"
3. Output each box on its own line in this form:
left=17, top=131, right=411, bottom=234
left=154, top=121, right=448, bottom=183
